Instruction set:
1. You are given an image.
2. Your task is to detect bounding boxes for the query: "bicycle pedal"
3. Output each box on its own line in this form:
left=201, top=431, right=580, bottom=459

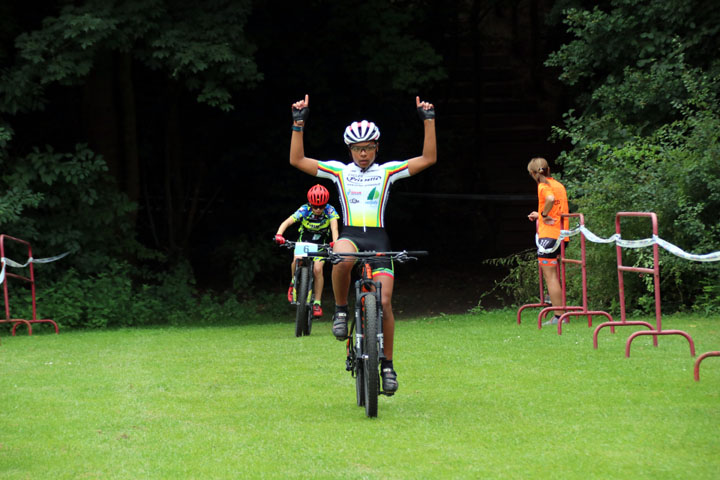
left=380, top=391, right=395, bottom=397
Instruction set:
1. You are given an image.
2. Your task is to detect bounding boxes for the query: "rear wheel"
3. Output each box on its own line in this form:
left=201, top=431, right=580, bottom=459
left=295, top=266, right=310, bottom=337
left=362, top=293, right=379, bottom=417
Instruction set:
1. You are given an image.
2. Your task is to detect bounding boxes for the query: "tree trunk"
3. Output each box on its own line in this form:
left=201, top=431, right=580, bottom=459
left=164, top=84, right=182, bottom=257
left=82, top=53, right=120, bottom=181
left=118, top=52, right=140, bottom=211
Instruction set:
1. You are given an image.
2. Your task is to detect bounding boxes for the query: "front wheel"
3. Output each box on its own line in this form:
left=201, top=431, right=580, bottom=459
left=361, top=293, right=379, bottom=417
left=295, top=266, right=311, bottom=337
left=355, top=354, right=365, bottom=407
left=349, top=322, right=364, bottom=407
left=304, top=274, right=314, bottom=336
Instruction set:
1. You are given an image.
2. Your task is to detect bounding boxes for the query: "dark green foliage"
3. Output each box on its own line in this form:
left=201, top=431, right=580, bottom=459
left=548, top=0, right=720, bottom=313
left=546, top=0, right=720, bottom=134
left=226, top=234, right=285, bottom=293
left=473, top=250, right=539, bottom=311
left=554, top=71, right=720, bottom=313
left=0, top=0, right=261, bottom=114
left=490, top=0, right=720, bottom=314
left=0, top=0, right=262, bottom=328
left=4, top=259, right=281, bottom=330
left=0, top=0, right=449, bottom=330
left=0, top=143, right=140, bottom=272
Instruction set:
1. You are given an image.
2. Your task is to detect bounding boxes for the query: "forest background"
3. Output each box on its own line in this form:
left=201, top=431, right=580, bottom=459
left=0, top=0, right=718, bottom=329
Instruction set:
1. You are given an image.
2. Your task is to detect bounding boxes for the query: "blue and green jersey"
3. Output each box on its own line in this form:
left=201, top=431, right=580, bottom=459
left=291, top=203, right=339, bottom=243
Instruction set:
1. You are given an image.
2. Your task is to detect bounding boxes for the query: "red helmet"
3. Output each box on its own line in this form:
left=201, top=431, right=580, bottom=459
left=307, top=184, right=329, bottom=206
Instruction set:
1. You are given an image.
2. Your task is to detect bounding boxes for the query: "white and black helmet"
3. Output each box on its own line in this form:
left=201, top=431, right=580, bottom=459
left=343, top=120, right=380, bottom=145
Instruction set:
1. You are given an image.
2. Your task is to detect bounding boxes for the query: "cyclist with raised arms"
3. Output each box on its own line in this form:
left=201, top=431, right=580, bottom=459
left=289, top=94, right=437, bottom=394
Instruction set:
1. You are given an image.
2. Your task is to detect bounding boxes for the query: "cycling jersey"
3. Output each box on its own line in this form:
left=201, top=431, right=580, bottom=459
left=316, top=160, right=410, bottom=228
left=291, top=203, right=339, bottom=243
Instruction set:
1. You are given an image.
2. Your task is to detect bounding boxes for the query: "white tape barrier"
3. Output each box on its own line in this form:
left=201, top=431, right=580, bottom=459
left=0, top=251, right=70, bottom=284
left=535, top=226, right=720, bottom=262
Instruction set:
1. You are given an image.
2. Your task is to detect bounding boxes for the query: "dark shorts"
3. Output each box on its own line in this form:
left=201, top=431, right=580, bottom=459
left=537, top=237, right=559, bottom=259
left=338, top=226, right=394, bottom=276
left=298, top=232, right=329, bottom=244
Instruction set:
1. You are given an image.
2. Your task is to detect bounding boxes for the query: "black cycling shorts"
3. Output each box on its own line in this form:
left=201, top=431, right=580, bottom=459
left=337, top=226, right=394, bottom=276
left=298, top=231, right=329, bottom=244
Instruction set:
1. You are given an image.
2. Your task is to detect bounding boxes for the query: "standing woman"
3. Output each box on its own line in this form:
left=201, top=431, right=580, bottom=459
left=527, top=157, right=569, bottom=326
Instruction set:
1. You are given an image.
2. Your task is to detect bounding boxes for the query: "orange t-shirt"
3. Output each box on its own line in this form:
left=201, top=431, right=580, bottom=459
left=537, top=177, right=569, bottom=240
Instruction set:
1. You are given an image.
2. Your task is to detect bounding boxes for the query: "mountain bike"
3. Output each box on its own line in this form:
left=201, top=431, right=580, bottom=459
left=278, top=240, right=331, bottom=337
left=323, top=249, right=428, bottom=417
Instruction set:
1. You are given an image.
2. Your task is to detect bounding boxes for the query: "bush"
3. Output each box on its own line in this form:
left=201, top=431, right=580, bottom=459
left=474, top=250, right=539, bottom=310
left=6, top=259, right=284, bottom=330
left=542, top=1, right=720, bottom=314
left=554, top=74, right=720, bottom=313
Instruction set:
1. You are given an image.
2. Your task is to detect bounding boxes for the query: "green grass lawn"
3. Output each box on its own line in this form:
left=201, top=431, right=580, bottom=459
left=1, top=310, right=719, bottom=479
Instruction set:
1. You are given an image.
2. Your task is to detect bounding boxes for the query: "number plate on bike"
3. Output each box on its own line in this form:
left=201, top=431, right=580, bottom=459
left=294, top=242, right=318, bottom=257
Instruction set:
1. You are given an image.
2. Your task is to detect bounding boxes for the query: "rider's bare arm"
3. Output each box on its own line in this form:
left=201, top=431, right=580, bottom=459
left=276, top=216, right=296, bottom=236
left=289, top=94, right=319, bottom=176
left=407, top=97, right=437, bottom=176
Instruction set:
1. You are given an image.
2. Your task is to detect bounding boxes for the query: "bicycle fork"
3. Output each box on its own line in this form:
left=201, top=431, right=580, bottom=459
left=293, top=258, right=315, bottom=304
left=355, top=279, right=387, bottom=356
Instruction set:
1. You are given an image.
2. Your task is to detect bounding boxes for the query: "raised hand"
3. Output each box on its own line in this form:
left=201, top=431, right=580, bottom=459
left=292, top=94, right=310, bottom=125
left=416, top=96, right=435, bottom=121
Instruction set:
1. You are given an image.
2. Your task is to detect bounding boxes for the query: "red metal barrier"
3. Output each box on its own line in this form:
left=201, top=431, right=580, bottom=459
left=517, top=215, right=613, bottom=331
left=516, top=221, right=557, bottom=324
left=589, top=213, right=694, bottom=356
left=694, top=351, right=720, bottom=381
left=516, top=261, right=555, bottom=324
left=547, top=214, right=613, bottom=335
left=535, top=229, right=583, bottom=328
left=0, top=235, right=59, bottom=336
left=592, top=214, right=658, bottom=348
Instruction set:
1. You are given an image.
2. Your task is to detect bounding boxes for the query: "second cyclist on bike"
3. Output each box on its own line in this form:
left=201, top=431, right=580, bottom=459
left=274, top=184, right=340, bottom=317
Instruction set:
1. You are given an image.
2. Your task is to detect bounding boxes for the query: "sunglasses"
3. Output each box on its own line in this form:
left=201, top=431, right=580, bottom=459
left=348, top=144, right=378, bottom=152
left=311, top=204, right=325, bottom=210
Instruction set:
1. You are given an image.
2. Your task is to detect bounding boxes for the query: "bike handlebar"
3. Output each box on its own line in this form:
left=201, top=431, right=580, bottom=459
left=274, top=239, right=428, bottom=263
left=319, top=250, right=429, bottom=264
left=276, top=239, right=333, bottom=251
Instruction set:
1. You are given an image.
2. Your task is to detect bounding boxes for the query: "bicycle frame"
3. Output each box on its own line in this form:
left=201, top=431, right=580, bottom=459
left=326, top=249, right=428, bottom=417
left=293, top=255, right=315, bottom=303
left=347, top=261, right=387, bottom=377
left=292, top=256, right=315, bottom=336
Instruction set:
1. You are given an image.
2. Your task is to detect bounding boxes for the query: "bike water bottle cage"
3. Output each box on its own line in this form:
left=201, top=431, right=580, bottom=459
left=292, top=106, right=309, bottom=123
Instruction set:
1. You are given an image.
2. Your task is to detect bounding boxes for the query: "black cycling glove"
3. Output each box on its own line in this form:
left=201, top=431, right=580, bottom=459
left=417, top=105, right=435, bottom=121
left=292, top=106, right=309, bottom=124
